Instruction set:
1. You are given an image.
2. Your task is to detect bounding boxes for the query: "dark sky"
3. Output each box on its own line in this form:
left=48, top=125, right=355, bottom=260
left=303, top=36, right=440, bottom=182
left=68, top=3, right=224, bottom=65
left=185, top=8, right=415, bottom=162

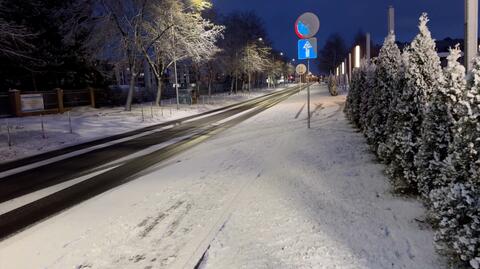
left=211, top=0, right=465, bottom=71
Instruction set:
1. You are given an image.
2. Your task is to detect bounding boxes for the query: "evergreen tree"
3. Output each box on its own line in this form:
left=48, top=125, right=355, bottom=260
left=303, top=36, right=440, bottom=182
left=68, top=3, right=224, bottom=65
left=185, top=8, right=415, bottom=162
left=431, top=55, right=480, bottom=269
left=368, top=34, right=402, bottom=156
left=385, top=13, right=443, bottom=192
left=345, top=65, right=366, bottom=128
left=363, top=59, right=378, bottom=143
left=359, top=60, right=376, bottom=131
left=415, top=45, right=465, bottom=198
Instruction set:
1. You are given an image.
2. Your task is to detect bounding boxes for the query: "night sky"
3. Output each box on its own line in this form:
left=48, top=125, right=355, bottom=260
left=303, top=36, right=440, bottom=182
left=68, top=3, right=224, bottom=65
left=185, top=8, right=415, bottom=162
left=212, top=0, right=465, bottom=70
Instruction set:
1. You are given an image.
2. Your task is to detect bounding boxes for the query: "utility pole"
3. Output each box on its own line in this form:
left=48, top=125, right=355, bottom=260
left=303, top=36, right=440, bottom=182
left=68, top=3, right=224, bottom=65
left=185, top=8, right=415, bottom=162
left=366, top=33, right=371, bottom=60
left=465, top=0, right=478, bottom=72
left=348, top=53, right=352, bottom=83
left=388, top=5, right=395, bottom=38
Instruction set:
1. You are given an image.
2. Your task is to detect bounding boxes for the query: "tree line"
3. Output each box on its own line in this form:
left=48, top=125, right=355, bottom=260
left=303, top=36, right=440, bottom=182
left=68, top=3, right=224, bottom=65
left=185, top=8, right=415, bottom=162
left=0, top=0, right=293, bottom=110
left=345, top=14, right=479, bottom=269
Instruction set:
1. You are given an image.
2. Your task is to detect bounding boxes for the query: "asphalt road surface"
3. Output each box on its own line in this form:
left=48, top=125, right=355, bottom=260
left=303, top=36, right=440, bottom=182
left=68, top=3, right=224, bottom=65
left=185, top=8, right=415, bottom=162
left=0, top=84, right=307, bottom=240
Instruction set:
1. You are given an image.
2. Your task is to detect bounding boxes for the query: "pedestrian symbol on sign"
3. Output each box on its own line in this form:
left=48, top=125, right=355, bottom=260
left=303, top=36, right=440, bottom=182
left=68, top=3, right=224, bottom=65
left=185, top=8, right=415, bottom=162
left=298, top=38, right=317, bottom=60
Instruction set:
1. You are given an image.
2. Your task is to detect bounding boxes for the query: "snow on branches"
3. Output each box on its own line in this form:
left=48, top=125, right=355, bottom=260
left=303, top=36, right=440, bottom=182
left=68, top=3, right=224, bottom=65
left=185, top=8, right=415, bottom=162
left=344, top=12, right=480, bottom=268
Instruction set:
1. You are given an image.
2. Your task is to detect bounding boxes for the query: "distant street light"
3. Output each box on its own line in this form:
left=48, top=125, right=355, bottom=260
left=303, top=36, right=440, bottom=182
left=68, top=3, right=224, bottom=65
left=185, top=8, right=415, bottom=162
left=354, top=45, right=361, bottom=68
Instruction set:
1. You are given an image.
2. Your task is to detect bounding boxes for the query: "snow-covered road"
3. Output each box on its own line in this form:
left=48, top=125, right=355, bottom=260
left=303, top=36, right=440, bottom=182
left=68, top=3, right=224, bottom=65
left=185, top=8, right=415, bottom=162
left=0, top=85, right=446, bottom=269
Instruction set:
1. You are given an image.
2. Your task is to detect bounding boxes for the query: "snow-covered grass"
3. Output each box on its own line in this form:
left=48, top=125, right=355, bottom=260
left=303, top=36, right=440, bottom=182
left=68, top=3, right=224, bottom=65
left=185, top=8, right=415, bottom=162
left=0, top=85, right=446, bottom=269
left=0, top=88, right=284, bottom=164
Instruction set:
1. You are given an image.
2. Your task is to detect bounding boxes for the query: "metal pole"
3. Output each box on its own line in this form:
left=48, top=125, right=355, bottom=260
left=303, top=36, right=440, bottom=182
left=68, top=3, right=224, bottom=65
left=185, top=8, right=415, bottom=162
left=465, top=0, right=478, bottom=72
left=68, top=111, right=73, bottom=134
left=41, top=114, right=46, bottom=139
left=366, top=33, right=371, bottom=60
left=141, top=105, right=144, bottom=122
left=348, top=53, right=352, bottom=83
left=388, top=5, right=396, bottom=38
left=307, top=59, right=311, bottom=129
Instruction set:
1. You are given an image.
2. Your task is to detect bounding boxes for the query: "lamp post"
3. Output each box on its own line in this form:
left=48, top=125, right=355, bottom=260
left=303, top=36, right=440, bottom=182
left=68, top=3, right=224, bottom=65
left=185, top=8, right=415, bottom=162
left=465, top=0, right=478, bottom=72
left=354, top=45, right=361, bottom=68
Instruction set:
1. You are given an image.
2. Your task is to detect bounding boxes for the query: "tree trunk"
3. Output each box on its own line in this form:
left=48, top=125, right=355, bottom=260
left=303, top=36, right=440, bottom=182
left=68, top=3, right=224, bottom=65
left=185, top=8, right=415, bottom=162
left=208, top=78, right=212, bottom=97
left=235, top=75, right=238, bottom=94
left=230, top=77, right=234, bottom=94
left=155, top=77, right=163, bottom=106
left=125, top=69, right=136, bottom=111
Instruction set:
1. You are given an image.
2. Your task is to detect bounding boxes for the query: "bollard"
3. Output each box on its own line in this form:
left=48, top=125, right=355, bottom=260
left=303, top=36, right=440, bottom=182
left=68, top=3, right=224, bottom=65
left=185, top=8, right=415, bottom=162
left=68, top=111, right=73, bottom=134
left=41, top=114, right=46, bottom=139
left=141, top=105, right=145, bottom=122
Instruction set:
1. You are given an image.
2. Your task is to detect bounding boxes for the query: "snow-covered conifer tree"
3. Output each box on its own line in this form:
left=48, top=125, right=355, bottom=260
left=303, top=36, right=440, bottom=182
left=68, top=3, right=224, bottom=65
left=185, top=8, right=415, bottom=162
left=359, top=60, right=376, bottom=131
left=345, top=66, right=366, bottom=128
left=385, top=13, right=443, bottom=192
left=415, top=45, right=465, bottom=198
left=431, top=55, right=480, bottom=269
left=364, top=59, right=379, bottom=144
left=368, top=34, right=402, bottom=156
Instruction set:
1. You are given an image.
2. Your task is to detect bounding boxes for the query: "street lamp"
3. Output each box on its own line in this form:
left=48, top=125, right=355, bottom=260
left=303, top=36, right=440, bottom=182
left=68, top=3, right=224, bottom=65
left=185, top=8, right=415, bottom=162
left=354, top=45, right=361, bottom=68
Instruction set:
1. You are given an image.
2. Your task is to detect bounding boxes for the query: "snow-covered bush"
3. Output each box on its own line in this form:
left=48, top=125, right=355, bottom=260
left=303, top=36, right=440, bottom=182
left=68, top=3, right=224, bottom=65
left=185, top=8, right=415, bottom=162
left=345, top=12, right=480, bottom=268
left=431, top=55, right=480, bottom=268
left=328, top=75, right=338, bottom=96
left=345, top=65, right=366, bottom=128
left=431, top=183, right=480, bottom=267
left=415, top=45, right=465, bottom=198
left=359, top=60, right=377, bottom=131
left=368, top=35, right=402, bottom=156
left=385, top=13, right=443, bottom=192
left=363, top=59, right=379, bottom=144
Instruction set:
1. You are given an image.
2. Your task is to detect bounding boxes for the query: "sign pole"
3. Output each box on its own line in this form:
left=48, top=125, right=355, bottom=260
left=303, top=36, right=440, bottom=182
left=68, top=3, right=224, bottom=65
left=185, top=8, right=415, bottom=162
left=295, top=12, right=319, bottom=129
left=307, top=59, right=311, bottom=129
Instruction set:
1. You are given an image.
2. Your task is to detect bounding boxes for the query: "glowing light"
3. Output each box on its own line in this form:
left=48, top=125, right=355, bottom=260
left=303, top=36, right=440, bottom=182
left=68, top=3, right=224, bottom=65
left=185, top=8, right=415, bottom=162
left=354, top=45, right=361, bottom=68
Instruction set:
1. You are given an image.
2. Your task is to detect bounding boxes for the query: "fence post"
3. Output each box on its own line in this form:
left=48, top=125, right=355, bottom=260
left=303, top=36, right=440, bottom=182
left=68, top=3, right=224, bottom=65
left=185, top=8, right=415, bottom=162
left=9, top=89, right=21, bottom=117
left=89, top=87, right=96, bottom=108
left=41, top=114, right=46, bottom=139
left=56, top=88, right=65, bottom=113
left=6, top=119, right=12, bottom=147
left=68, top=111, right=73, bottom=134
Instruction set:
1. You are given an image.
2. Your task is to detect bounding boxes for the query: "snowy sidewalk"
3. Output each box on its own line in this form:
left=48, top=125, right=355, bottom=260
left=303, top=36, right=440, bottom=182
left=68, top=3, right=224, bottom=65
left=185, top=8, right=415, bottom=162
left=0, top=85, right=446, bottom=269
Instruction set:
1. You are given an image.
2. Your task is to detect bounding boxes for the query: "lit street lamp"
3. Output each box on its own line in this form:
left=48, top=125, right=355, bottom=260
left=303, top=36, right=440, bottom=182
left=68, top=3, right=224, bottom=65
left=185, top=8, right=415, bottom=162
left=354, top=45, right=361, bottom=68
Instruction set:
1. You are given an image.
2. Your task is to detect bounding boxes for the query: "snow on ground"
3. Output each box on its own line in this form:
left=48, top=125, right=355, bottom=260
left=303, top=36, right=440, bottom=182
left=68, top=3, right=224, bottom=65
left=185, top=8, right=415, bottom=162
left=0, top=88, right=281, bottom=164
left=0, top=85, right=446, bottom=269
